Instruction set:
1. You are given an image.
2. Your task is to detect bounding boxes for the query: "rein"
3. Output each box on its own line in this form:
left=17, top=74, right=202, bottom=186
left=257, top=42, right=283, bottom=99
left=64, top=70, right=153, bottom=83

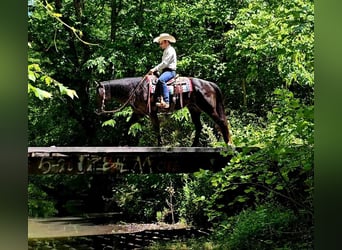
left=95, top=75, right=148, bottom=115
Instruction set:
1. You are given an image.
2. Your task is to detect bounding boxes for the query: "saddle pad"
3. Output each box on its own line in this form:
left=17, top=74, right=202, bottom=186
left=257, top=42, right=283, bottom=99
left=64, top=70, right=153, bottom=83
left=148, top=76, right=193, bottom=95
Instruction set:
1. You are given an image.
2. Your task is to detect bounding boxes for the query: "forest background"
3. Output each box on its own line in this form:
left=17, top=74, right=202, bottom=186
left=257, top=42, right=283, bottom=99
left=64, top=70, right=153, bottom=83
left=28, top=0, right=314, bottom=248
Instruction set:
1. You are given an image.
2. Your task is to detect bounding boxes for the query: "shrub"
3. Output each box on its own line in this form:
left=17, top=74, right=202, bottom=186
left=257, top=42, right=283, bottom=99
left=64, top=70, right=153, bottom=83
left=28, top=183, right=57, bottom=218
left=178, top=173, right=216, bottom=227
left=111, top=174, right=183, bottom=222
left=215, top=203, right=312, bottom=249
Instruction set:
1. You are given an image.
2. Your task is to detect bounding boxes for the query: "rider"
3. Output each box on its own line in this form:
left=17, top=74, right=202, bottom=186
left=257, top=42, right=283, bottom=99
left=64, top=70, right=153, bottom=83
left=149, top=33, right=177, bottom=109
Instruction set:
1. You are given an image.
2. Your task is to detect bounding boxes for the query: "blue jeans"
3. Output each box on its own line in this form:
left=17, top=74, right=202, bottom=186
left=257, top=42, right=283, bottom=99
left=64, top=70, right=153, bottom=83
left=158, top=70, right=176, bottom=103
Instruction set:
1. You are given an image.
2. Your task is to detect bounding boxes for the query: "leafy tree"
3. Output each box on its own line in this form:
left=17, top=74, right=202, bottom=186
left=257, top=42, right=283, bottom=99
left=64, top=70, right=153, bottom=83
left=223, top=0, right=314, bottom=112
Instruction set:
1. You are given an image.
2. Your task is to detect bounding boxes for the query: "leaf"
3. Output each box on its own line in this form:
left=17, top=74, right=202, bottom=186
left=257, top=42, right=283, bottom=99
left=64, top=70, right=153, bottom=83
left=102, top=119, right=116, bottom=127
left=28, top=83, right=33, bottom=93
left=56, top=83, right=79, bottom=99
left=29, top=85, right=53, bottom=100
left=44, top=76, right=53, bottom=86
left=244, top=186, right=256, bottom=193
left=57, top=83, right=68, bottom=95
left=303, top=162, right=312, bottom=171
left=28, top=72, right=36, bottom=82
left=265, top=178, right=274, bottom=185
left=236, top=196, right=248, bottom=203
left=128, top=122, right=142, bottom=136
left=65, top=89, right=79, bottom=99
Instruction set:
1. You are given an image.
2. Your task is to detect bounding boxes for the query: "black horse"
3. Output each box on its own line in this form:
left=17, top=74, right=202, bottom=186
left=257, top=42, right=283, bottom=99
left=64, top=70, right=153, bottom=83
left=95, top=76, right=232, bottom=146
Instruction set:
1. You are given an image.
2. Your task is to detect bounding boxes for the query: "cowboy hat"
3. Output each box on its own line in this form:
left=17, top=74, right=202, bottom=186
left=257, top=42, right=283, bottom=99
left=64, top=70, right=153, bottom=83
left=153, top=33, right=176, bottom=43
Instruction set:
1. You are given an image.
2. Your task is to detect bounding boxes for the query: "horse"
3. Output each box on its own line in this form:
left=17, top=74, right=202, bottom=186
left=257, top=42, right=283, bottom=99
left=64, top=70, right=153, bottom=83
left=95, top=75, right=232, bottom=147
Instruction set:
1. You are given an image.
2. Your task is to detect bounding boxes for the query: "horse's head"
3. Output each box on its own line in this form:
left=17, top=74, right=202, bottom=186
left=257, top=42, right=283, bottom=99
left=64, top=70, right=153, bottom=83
left=95, top=81, right=106, bottom=114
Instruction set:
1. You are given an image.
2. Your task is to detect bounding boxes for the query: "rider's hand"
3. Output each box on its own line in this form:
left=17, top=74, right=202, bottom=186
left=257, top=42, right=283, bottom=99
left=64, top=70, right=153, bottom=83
left=148, top=69, right=154, bottom=75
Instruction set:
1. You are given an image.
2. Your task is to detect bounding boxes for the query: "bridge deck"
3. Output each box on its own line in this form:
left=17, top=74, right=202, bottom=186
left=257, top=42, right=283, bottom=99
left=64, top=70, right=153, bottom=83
left=28, top=146, right=225, bottom=154
left=28, top=147, right=234, bottom=174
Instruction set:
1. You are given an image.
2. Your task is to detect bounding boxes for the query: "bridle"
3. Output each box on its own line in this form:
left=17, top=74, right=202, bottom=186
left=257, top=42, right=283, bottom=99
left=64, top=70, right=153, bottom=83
left=95, top=75, right=148, bottom=115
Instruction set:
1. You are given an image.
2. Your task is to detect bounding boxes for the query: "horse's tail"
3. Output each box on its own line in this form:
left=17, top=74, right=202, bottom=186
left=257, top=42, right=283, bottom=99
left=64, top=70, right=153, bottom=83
left=209, top=81, right=233, bottom=145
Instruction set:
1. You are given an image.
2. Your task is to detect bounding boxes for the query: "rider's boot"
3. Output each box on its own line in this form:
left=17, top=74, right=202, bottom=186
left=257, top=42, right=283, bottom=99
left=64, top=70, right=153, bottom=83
left=156, top=96, right=169, bottom=109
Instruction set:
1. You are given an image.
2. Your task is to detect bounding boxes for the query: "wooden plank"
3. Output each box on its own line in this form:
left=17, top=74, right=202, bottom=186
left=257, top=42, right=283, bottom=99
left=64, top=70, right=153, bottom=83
left=28, top=147, right=234, bottom=175
left=28, top=147, right=225, bottom=154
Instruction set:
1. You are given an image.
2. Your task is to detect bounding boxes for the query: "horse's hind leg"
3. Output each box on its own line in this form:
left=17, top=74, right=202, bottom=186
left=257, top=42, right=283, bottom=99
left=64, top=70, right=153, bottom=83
left=188, top=107, right=202, bottom=147
left=199, top=103, right=231, bottom=145
left=210, top=111, right=231, bottom=144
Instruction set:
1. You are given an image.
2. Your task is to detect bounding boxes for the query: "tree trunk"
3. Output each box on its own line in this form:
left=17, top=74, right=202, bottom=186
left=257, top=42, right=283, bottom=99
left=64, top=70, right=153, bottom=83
left=73, top=0, right=84, bottom=19
left=53, top=0, right=97, bottom=145
left=241, top=78, right=247, bottom=109
left=110, top=0, right=122, bottom=41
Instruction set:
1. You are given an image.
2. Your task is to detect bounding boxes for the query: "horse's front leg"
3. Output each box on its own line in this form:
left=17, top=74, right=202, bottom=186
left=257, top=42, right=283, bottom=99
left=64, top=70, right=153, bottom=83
left=189, top=108, right=202, bottom=147
left=150, top=113, right=162, bottom=146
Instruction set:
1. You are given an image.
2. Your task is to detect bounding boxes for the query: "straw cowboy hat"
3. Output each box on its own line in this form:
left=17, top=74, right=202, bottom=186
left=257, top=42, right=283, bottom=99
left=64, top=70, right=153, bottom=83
left=153, top=33, right=176, bottom=43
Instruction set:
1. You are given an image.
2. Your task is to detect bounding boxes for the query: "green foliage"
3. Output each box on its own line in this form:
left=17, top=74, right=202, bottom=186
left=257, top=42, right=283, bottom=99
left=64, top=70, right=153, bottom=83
left=28, top=183, right=57, bottom=218
left=111, top=174, right=183, bottom=222
left=102, top=119, right=116, bottom=128
left=28, top=62, right=78, bottom=100
left=128, top=122, right=143, bottom=137
left=149, top=202, right=312, bottom=249
left=224, top=0, right=314, bottom=112
left=28, top=175, right=121, bottom=216
left=178, top=173, right=214, bottom=226
left=228, top=0, right=314, bottom=85
left=217, top=203, right=297, bottom=249
left=105, top=107, right=144, bottom=137
left=171, top=88, right=313, bottom=247
left=85, top=56, right=112, bottom=75
left=219, top=202, right=312, bottom=249
left=28, top=97, right=81, bottom=146
left=204, top=89, right=313, bottom=222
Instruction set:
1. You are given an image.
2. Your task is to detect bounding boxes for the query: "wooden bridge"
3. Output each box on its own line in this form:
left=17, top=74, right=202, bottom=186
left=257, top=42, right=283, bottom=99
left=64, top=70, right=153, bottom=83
left=28, top=147, right=237, bottom=174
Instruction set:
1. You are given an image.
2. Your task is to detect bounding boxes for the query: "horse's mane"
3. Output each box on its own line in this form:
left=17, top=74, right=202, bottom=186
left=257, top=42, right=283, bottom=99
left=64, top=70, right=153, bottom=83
left=99, top=77, right=143, bottom=98
left=100, top=77, right=142, bottom=86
